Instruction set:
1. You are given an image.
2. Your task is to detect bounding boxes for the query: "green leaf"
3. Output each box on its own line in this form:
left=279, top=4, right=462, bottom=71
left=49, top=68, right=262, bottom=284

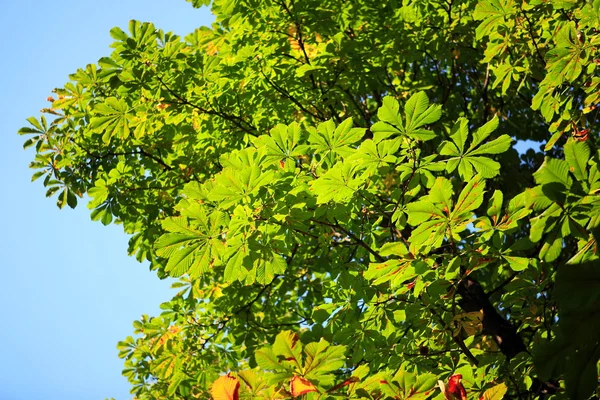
left=392, top=368, right=437, bottom=400
left=533, top=158, right=572, bottom=188
left=372, top=97, right=403, bottom=142
left=564, top=139, right=590, bottom=182
left=303, top=339, right=346, bottom=381
left=209, top=164, right=274, bottom=209
left=273, top=331, right=303, bottom=367
left=89, top=97, right=132, bottom=143
left=487, top=190, right=503, bottom=221
left=453, top=175, right=485, bottom=217
left=254, top=122, right=305, bottom=162
left=439, top=117, right=507, bottom=180
left=372, top=93, right=439, bottom=142
left=503, top=256, right=530, bottom=271
left=254, top=251, right=286, bottom=285
left=310, top=162, right=366, bottom=204
left=409, top=219, right=447, bottom=250
left=406, top=200, right=445, bottom=226
left=255, top=347, right=287, bottom=371
left=468, top=115, right=500, bottom=151
left=309, top=118, right=365, bottom=162
left=449, top=118, right=469, bottom=154
left=468, top=134, right=511, bottom=156
left=474, top=0, right=516, bottom=39
left=154, top=214, right=221, bottom=278
left=404, top=91, right=442, bottom=138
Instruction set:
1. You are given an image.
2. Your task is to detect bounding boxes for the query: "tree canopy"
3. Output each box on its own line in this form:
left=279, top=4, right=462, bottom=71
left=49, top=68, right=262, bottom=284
left=19, top=0, right=600, bottom=398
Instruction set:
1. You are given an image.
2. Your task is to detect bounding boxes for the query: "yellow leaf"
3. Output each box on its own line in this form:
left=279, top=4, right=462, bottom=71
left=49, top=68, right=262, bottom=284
left=480, top=383, right=507, bottom=400
left=211, top=374, right=240, bottom=400
left=452, top=311, right=483, bottom=337
left=291, top=375, right=318, bottom=397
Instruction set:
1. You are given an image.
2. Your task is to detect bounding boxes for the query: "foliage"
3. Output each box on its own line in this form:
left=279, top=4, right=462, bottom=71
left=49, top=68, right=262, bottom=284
left=20, top=0, right=600, bottom=398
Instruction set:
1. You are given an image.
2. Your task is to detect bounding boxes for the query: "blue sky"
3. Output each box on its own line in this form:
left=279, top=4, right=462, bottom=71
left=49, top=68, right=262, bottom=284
left=0, top=2, right=212, bottom=399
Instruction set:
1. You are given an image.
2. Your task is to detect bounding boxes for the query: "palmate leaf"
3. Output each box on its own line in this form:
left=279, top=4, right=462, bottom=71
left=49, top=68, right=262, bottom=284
left=253, top=122, right=306, bottom=163
left=310, top=162, right=367, bottom=204
left=167, top=371, right=186, bottom=397
left=250, top=333, right=346, bottom=392
left=373, top=96, right=404, bottom=141
left=406, top=200, right=445, bottom=226
left=468, top=117, right=502, bottom=153
left=220, top=147, right=271, bottom=171
left=544, top=22, right=586, bottom=85
left=473, top=0, right=516, bottom=39
left=438, top=116, right=510, bottom=180
left=156, top=235, right=204, bottom=277
left=406, top=176, right=485, bottom=250
left=223, top=215, right=286, bottom=286
left=237, top=370, right=271, bottom=395
left=303, top=339, right=346, bottom=377
left=358, top=368, right=437, bottom=400
left=406, top=177, right=452, bottom=249
left=308, top=118, right=365, bottom=164
left=371, top=92, right=441, bottom=142
left=254, top=334, right=300, bottom=383
left=87, top=179, right=110, bottom=209
left=539, top=224, right=563, bottom=262
left=391, top=368, right=437, bottom=400
left=154, top=215, right=224, bottom=278
left=404, top=92, right=443, bottom=138
left=88, top=97, right=132, bottom=143
left=253, top=250, right=287, bottom=285
left=487, top=190, right=503, bottom=221
left=153, top=353, right=179, bottom=380
left=528, top=202, right=566, bottom=262
left=209, top=165, right=274, bottom=209
left=347, top=138, right=400, bottom=172
left=223, top=246, right=246, bottom=284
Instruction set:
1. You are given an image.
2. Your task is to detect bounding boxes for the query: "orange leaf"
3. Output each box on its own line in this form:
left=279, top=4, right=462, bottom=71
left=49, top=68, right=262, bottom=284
left=211, top=374, right=240, bottom=400
left=291, top=375, right=318, bottom=397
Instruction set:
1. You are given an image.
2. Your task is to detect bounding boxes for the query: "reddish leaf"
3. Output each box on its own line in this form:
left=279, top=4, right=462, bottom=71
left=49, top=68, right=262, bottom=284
left=327, top=376, right=360, bottom=392
left=447, top=374, right=467, bottom=400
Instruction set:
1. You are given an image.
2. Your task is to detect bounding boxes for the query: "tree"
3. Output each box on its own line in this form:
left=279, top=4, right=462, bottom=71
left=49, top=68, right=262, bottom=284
left=19, top=0, right=600, bottom=398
